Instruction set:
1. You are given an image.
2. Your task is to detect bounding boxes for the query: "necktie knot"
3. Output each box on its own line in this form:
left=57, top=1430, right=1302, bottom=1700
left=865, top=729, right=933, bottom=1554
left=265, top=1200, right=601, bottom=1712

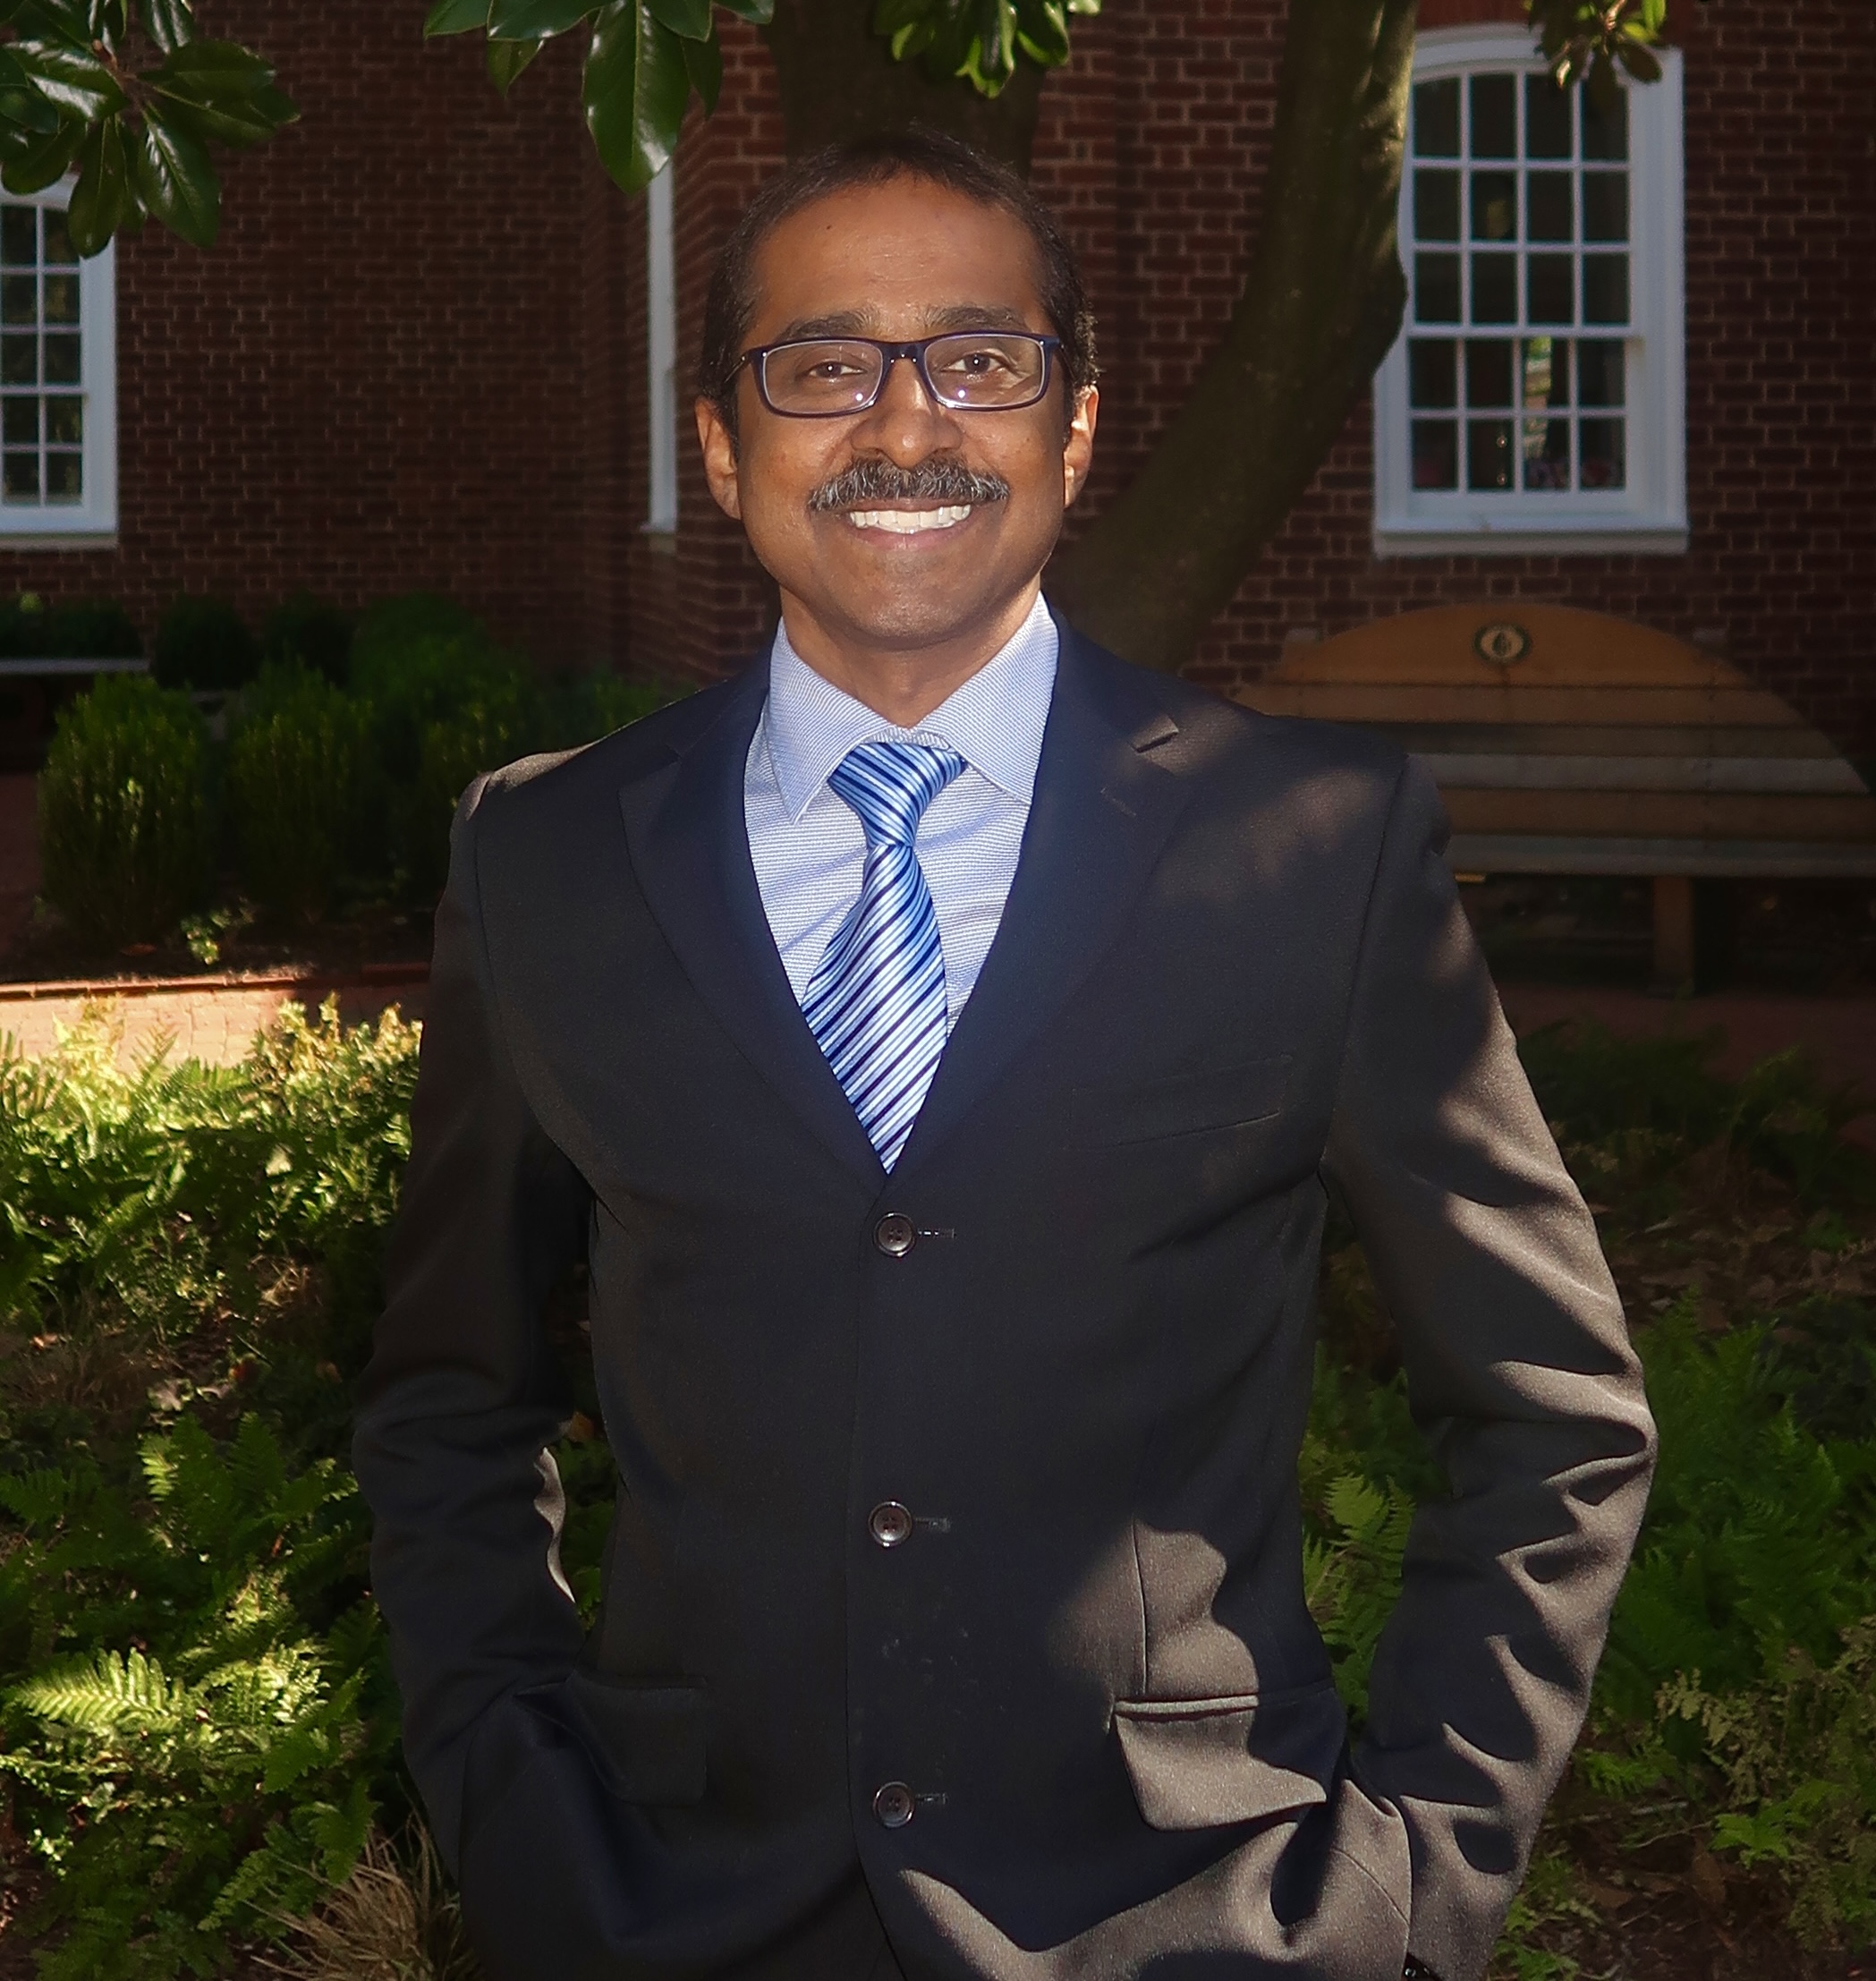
left=828, top=739, right=965, bottom=851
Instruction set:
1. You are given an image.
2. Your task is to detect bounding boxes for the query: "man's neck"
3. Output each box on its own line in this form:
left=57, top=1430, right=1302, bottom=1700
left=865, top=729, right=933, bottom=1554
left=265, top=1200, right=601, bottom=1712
left=775, top=583, right=1043, bottom=728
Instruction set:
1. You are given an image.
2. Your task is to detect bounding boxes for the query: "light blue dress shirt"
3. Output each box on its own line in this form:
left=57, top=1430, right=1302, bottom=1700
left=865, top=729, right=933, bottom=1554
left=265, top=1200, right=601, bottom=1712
left=744, top=591, right=1058, bottom=1033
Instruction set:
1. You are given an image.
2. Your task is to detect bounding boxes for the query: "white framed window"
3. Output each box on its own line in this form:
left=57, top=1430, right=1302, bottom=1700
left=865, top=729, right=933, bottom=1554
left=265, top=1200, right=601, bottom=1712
left=0, top=182, right=115, bottom=545
left=1373, top=26, right=1685, bottom=556
left=644, top=161, right=678, bottom=540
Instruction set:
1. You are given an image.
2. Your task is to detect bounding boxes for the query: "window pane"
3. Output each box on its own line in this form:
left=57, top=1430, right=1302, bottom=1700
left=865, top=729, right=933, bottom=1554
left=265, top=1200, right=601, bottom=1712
left=1414, top=252, right=1462, bottom=323
left=1414, top=78, right=1460, bottom=157
left=1523, top=336, right=1569, bottom=408
left=1527, top=254, right=1574, bottom=325
left=1, top=335, right=35, bottom=386
left=1583, top=253, right=1630, bottom=324
left=45, top=395, right=81, bottom=446
left=41, top=209, right=75, bottom=266
left=1525, top=74, right=1573, bottom=158
left=1467, top=417, right=1515, bottom=490
left=42, top=272, right=77, bottom=325
left=1470, top=171, right=1517, bottom=242
left=1522, top=417, right=1572, bottom=490
left=1412, top=419, right=1459, bottom=489
left=1413, top=168, right=1460, bottom=242
left=1527, top=172, right=1574, bottom=242
left=1583, top=86, right=1629, bottom=160
left=1, top=275, right=35, bottom=326
left=1409, top=339, right=1458, bottom=408
left=1470, top=74, right=1516, bottom=157
left=1577, top=339, right=1626, bottom=406
left=1, top=208, right=35, bottom=268
left=3, top=397, right=37, bottom=445
left=4, top=451, right=38, bottom=500
left=1582, top=172, right=1628, bottom=242
left=1580, top=416, right=1626, bottom=488
left=44, top=334, right=79, bottom=385
left=1472, top=252, right=1517, bottom=323
left=46, top=452, right=81, bottom=501
left=1465, top=338, right=1515, bottom=408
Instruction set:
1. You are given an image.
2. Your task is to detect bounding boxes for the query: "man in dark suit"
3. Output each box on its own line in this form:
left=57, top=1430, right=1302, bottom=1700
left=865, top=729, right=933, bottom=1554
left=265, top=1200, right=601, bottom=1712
left=355, top=132, right=1655, bottom=1981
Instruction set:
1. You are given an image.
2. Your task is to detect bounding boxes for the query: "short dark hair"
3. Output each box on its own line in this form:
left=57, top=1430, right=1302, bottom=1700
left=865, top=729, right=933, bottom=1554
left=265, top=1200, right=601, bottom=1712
left=698, top=129, right=1099, bottom=435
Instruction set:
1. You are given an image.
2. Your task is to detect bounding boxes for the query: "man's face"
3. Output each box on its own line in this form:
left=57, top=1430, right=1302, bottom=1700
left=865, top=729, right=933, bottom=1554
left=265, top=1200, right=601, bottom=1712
left=697, top=176, right=1098, bottom=661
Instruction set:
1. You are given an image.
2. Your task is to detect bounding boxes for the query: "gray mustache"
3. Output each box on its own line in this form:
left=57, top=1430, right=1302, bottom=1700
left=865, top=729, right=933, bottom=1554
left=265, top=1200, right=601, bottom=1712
left=808, top=456, right=1011, bottom=514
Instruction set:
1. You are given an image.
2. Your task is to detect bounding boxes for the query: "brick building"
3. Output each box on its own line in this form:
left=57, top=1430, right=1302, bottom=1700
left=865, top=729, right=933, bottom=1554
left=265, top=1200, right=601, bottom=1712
left=1, top=0, right=1871, bottom=746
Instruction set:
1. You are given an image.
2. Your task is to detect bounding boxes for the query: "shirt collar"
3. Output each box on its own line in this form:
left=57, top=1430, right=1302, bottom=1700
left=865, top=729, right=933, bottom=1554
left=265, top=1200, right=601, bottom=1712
left=761, top=591, right=1059, bottom=824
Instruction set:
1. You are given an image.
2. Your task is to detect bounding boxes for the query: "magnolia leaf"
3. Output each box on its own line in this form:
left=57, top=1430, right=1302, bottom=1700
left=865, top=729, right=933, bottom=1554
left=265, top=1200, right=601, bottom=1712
left=137, top=0, right=195, bottom=52
left=871, top=0, right=926, bottom=32
left=14, top=42, right=127, bottom=121
left=6, top=1, right=91, bottom=48
left=583, top=1, right=689, bottom=195
left=488, top=0, right=598, bottom=37
left=88, top=0, right=126, bottom=38
left=680, top=22, right=720, bottom=111
left=1615, top=39, right=1662, bottom=82
left=67, top=113, right=132, bottom=257
left=132, top=107, right=219, bottom=246
left=487, top=37, right=542, bottom=91
left=149, top=81, right=294, bottom=147
left=0, top=88, right=62, bottom=137
left=647, top=0, right=711, bottom=39
left=1065, top=0, right=1099, bottom=13
left=1013, top=0, right=1070, bottom=67
left=422, top=0, right=490, bottom=32
left=0, top=115, right=81, bottom=193
left=151, top=38, right=278, bottom=96
left=713, top=0, right=776, bottom=20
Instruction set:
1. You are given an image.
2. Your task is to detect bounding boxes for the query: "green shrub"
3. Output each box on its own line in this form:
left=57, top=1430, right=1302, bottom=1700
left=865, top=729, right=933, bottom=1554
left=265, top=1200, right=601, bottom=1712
left=0, top=594, right=141, bottom=659
left=37, top=676, right=213, bottom=948
left=349, top=592, right=487, bottom=683
left=153, top=594, right=261, bottom=693
left=228, top=663, right=371, bottom=921
left=263, top=592, right=354, bottom=685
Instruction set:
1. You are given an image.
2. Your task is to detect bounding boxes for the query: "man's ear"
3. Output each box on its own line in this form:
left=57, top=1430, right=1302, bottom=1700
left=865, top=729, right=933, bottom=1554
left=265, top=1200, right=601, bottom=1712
left=1063, top=385, right=1099, bottom=508
left=696, top=396, right=743, bottom=521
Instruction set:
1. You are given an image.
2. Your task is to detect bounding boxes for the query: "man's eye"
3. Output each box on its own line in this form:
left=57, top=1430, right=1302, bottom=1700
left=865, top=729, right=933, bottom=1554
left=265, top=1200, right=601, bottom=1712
left=808, top=361, right=866, bottom=381
left=937, top=347, right=1016, bottom=378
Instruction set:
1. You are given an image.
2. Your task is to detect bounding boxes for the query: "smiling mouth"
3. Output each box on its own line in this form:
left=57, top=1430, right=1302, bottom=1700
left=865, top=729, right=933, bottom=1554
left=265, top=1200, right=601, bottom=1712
left=844, top=504, right=975, bottom=534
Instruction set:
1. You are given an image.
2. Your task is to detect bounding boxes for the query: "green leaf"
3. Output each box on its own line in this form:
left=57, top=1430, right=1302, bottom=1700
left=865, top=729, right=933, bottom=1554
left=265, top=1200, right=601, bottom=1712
left=714, top=0, right=775, bottom=19
left=488, top=0, right=597, bottom=35
left=132, top=107, right=218, bottom=246
left=13, top=42, right=127, bottom=121
left=6, top=1, right=91, bottom=48
left=1013, top=0, right=1068, bottom=65
left=0, top=115, right=81, bottom=195
left=422, top=0, right=489, bottom=31
left=137, top=0, right=194, bottom=52
left=680, top=23, right=720, bottom=110
left=150, top=38, right=277, bottom=96
left=1615, top=40, right=1662, bottom=82
left=66, top=114, right=132, bottom=257
left=583, top=2, right=689, bottom=195
left=487, top=37, right=542, bottom=92
left=648, top=0, right=710, bottom=38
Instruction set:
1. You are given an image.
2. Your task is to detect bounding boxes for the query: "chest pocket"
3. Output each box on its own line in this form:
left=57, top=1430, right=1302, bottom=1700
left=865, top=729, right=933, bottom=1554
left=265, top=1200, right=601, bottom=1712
left=1075, top=1054, right=1291, bottom=1148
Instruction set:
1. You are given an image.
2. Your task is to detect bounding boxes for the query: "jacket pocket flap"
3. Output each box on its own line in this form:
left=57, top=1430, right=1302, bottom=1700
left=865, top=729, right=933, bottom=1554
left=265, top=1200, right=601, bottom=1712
left=557, top=1672, right=708, bottom=1805
left=1078, top=1055, right=1291, bottom=1147
left=1113, top=1682, right=1345, bottom=1832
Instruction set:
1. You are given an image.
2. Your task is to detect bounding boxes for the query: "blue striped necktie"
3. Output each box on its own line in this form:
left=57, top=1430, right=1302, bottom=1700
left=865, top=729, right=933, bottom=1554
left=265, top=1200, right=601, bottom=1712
left=803, top=738, right=966, bottom=1170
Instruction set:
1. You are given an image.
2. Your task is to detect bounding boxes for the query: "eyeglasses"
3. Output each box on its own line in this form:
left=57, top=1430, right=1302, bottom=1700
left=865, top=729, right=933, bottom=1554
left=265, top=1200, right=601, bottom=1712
left=737, top=331, right=1062, bottom=418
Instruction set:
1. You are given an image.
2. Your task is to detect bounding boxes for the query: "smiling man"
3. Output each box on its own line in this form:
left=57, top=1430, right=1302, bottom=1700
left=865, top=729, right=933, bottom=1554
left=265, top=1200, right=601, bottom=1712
left=356, top=134, right=1655, bottom=1981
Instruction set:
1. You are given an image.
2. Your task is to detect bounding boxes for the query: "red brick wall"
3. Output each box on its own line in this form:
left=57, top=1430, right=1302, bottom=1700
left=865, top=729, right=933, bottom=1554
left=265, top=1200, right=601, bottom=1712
left=0, top=4, right=595, bottom=663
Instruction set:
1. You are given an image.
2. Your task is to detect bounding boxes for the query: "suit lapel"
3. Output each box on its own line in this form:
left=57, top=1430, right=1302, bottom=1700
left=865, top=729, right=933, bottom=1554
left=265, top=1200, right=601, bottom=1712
left=892, top=624, right=1193, bottom=1179
left=616, top=664, right=885, bottom=1187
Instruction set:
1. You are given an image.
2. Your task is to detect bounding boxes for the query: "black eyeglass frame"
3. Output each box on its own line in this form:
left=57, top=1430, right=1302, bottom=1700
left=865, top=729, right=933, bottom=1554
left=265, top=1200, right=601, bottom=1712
left=734, top=330, right=1064, bottom=418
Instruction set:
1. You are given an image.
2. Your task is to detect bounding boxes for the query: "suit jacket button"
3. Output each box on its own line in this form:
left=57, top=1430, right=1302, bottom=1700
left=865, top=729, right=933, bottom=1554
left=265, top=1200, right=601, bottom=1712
left=869, top=1501, right=915, bottom=1548
left=873, top=1781, right=916, bottom=1829
left=874, top=1213, right=916, bottom=1257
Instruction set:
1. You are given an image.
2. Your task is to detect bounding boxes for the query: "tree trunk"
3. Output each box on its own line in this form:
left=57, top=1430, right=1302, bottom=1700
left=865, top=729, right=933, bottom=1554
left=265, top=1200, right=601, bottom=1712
left=1048, top=0, right=1419, bottom=671
left=764, top=0, right=1044, bottom=173
left=759, top=0, right=1419, bottom=676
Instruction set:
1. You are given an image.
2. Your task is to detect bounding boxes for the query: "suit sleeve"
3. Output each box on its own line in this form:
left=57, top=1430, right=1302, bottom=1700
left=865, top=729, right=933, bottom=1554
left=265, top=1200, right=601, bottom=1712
left=352, top=778, right=590, bottom=1871
left=1321, top=757, right=1657, bottom=1981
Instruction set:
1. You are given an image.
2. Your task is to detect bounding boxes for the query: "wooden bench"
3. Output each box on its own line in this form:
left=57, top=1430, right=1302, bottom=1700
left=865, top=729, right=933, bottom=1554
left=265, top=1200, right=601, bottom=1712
left=1235, top=605, right=1876, bottom=990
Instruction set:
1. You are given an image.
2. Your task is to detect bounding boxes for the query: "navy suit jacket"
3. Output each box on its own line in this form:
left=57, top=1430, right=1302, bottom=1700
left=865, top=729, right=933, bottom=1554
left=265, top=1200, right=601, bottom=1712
left=355, top=619, right=1655, bottom=1981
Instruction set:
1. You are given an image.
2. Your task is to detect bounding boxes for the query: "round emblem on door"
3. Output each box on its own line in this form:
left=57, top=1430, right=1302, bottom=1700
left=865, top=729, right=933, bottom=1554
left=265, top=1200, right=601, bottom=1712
left=1473, top=621, right=1532, bottom=665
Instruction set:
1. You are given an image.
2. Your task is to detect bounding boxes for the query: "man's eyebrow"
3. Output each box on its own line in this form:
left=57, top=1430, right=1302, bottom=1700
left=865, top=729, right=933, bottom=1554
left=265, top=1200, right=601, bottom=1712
left=767, top=302, right=1040, bottom=343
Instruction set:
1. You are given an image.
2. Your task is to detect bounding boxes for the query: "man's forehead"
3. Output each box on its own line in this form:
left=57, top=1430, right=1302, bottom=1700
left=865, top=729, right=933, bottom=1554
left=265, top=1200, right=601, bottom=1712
left=768, top=302, right=1038, bottom=344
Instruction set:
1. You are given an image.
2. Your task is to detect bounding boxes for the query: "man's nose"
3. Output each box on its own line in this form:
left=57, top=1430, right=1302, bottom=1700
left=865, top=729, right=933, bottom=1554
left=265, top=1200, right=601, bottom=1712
left=856, top=352, right=961, bottom=461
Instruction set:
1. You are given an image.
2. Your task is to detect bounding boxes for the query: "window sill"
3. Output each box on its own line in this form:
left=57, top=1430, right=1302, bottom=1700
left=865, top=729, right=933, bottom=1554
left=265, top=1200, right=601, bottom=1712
left=1374, top=522, right=1688, bottom=558
left=0, top=525, right=118, bottom=551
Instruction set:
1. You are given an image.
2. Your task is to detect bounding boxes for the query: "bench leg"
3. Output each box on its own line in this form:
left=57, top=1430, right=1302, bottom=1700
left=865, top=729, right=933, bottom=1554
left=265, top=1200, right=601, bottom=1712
left=1652, top=875, right=1696, bottom=994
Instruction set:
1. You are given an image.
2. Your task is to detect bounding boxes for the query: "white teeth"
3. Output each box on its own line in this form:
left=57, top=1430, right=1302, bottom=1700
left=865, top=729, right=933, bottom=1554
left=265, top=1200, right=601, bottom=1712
left=845, top=505, right=972, bottom=534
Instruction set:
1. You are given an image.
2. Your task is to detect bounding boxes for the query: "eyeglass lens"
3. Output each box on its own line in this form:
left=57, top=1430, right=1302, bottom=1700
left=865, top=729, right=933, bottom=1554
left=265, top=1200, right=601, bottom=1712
left=760, top=333, right=1048, bottom=414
